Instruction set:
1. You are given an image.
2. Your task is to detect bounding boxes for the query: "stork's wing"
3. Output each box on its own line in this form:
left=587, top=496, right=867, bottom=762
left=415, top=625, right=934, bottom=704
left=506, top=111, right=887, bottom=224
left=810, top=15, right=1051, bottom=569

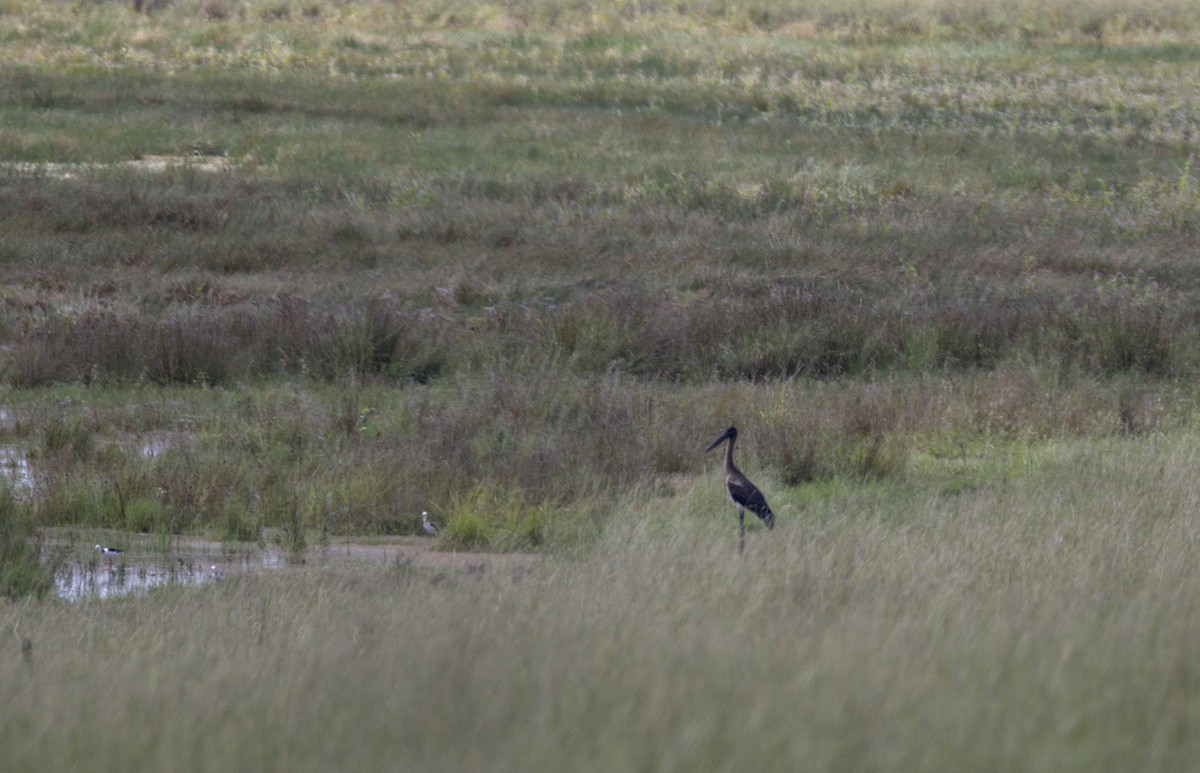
left=727, top=476, right=775, bottom=529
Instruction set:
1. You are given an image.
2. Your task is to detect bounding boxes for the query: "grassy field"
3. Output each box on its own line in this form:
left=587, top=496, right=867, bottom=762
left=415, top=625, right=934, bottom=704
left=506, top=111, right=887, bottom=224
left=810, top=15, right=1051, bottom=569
left=5, top=435, right=1200, bottom=770
left=4, top=0, right=1200, bottom=768
left=4, top=0, right=1200, bottom=543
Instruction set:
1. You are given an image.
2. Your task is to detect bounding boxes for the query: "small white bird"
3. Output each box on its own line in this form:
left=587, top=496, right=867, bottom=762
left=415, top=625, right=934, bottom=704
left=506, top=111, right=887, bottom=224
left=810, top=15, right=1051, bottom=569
left=95, top=544, right=123, bottom=569
left=422, top=511, right=437, bottom=536
left=210, top=565, right=225, bottom=582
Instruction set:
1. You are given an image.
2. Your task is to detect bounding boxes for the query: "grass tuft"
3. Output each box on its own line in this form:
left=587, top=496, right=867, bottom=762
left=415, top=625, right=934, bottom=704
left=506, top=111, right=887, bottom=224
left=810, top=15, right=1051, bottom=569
left=0, top=489, right=54, bottom=599
left=438, top=483, right=559, bottom=550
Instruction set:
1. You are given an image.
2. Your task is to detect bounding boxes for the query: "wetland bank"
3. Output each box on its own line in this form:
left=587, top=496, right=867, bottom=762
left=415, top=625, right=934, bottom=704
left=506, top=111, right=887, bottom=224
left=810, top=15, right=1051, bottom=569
left=5, top=0, right=1200, bottom=769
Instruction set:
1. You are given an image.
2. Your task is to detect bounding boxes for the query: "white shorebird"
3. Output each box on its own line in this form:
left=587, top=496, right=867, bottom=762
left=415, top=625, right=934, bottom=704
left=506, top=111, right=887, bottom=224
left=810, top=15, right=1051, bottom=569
left=422, top=511, right=437, bottom=536
left=210, top=565, right=225, bottom=582
left=95, top=544, right=124, bottom=568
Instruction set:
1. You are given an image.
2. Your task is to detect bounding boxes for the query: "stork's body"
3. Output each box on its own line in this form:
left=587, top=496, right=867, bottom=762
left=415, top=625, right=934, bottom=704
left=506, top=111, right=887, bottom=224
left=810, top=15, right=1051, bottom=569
left=705, top=426, right=774, bottom=552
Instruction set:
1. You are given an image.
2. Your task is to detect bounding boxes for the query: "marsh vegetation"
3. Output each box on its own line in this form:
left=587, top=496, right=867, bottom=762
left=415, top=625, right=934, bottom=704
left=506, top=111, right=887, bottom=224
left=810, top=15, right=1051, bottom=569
left=7, top=436, right=1200, bottom=770
left=4, top=0, right=1200, bottom=768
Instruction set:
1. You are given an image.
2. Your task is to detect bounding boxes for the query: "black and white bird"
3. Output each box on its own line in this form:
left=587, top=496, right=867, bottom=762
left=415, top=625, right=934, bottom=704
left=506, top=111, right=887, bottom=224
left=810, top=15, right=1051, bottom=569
left=95, top=544, right=124, bottom=568
left=422, top=511, right=437, bottom=536
left=705, top=426, right=775, bottom=552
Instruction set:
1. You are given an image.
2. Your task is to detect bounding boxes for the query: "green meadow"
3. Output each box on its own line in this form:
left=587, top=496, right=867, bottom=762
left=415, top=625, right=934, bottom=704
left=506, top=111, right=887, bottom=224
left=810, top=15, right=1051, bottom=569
left=4, top=0, right=1200, bottom=768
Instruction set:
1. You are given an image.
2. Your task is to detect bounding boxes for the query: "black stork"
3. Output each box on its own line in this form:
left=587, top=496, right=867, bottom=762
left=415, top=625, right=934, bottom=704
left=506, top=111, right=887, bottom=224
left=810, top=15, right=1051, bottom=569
left=705, top=426, right=774, bottom=552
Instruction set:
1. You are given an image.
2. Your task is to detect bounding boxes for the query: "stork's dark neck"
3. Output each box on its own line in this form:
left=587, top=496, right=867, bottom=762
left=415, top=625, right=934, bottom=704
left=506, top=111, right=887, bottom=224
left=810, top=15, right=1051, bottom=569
left=724, top=437, right=740, bottom=476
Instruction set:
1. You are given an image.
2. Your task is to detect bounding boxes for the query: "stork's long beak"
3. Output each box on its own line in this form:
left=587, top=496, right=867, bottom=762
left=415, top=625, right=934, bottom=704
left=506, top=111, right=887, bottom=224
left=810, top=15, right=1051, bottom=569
left=705, top=429, right=732, bottom=453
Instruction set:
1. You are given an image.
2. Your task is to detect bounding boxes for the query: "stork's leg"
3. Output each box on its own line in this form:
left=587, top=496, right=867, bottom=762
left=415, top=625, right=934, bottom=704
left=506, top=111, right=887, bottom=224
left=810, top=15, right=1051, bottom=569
left=738, top=509, right=745, bottom=553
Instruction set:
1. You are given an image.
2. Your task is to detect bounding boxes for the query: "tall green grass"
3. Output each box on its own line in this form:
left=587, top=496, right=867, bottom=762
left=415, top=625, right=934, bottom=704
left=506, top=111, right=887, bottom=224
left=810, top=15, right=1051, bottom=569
left=0, top=489, right=54, bottom=599
left=4, top=432, right=1200, bottom=770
